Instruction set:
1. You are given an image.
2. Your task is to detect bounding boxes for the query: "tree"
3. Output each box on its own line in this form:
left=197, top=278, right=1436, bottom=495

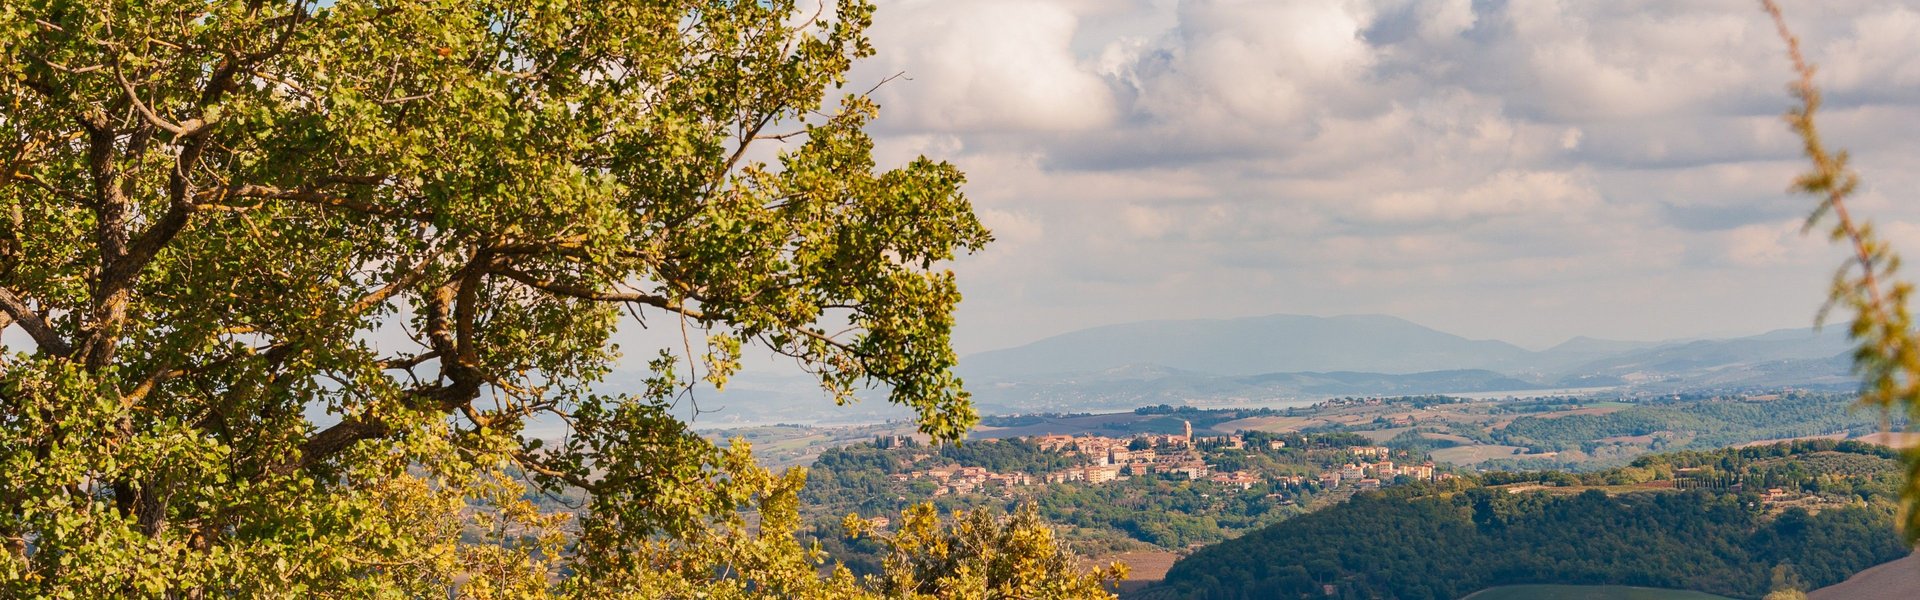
left=1764, top=563, right=1809, bottom=600
left=853, top=504, right=1127, bottom=600
left=0, top=1, right=1120, bottom=596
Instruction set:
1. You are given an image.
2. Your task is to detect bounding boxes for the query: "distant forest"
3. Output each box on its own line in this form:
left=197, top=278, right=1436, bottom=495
left=1138, top=441, right=1910, bottom=600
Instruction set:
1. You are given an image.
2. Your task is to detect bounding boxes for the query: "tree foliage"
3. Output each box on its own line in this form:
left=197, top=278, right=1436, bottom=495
left=0, top=1, right=1124, bottom=596
left=848, top=504, right=1127, bottom=600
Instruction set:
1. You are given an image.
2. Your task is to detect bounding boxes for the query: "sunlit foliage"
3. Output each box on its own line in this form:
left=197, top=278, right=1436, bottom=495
left=0, top=1, right=1113, bottom=596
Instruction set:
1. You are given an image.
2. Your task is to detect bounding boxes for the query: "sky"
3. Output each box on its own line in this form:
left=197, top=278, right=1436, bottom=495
left=6, top=0, right=1916, bottom=365
left=831, top=0, right=1920, bottom=353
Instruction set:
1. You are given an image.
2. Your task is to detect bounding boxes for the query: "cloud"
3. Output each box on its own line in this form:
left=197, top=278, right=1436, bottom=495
left=1718, top=221, right=1817, bottom=267
left=1358, top=169, right=1601, bottom=224
left=838, top=0, right=1920, bottom=353
left=859, top=0, right=1117, bottom=133
left=1822, top=6, right=1920, bottom=92
left=1127, top=0, right=1382, bottom=124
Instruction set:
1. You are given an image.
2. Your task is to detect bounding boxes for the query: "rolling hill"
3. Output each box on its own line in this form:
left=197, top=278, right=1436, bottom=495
left=1133, top=443, right=1910, bottom=599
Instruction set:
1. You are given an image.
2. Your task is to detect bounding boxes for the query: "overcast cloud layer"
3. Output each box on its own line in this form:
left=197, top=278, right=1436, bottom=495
left=834, top=0, right=1920, bottom=352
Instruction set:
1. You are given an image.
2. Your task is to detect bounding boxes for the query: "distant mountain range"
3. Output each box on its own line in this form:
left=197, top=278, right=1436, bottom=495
left=646, top=313, right=1861, bottom=426
left=956, top=314, right=1857, bottom=413
left=960, top=314, right=1534, bottom=377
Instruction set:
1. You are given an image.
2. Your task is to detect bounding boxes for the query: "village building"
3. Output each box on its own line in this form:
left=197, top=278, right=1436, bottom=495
left=1339, top=464, right=1366, bottom=481
left=1035, top=434, right=1076, bottom=452
left=1210, top=471, right=1260, bottom=490
left=1403, top=463, right=1436, bottom=480
left=1172, top=462, right=1210, bottom=480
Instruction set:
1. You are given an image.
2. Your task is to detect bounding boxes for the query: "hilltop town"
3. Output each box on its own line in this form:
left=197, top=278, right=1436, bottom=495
left=885, top=421, right=1448, bottom=500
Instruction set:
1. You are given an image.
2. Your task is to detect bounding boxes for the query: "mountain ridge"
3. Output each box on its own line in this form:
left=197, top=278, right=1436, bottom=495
left=963, top=314, right=1848, bottom=379
left=960, top=313, right=1534, bottom=379
left=956, top=314, right=1854, bottom=411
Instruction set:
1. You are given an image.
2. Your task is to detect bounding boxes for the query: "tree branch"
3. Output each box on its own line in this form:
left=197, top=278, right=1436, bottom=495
left=512, top=450, right=601, bottom=494
left=113, top=62, right=202, bottom=137
left=274, top=418, right=391, bottom=475
left=0, top=286, right=70, bottom=355
left=1764, top=0, right=1887, bottom=318
left=198, top=182, right=430, bottom=221
left=378, top=350, right=441, bottom=371
left=492, top=266, right=866, bottom=358
left=84, top=195, right=194, bottom=369
left=348, top=237, right=446, bottom=315
left=493, top=267, right=692, bottom=316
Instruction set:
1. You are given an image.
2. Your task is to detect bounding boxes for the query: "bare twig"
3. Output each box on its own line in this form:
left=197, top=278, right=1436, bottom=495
left=1763, top=1, right=1886, bottom=319
left=1764, top=0, right=1920, bottom=541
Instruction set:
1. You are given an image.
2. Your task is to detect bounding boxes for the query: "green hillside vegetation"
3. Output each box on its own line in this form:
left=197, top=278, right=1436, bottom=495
left=1491, top=393, right=1885, bottom=454
left=1139, top=441, right=1910, bottom=600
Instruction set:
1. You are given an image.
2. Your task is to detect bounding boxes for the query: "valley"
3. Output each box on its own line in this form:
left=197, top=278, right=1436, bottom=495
left=698, top=387, right=1915, bottom=598
left=674, top=318, right=1920, bottom=599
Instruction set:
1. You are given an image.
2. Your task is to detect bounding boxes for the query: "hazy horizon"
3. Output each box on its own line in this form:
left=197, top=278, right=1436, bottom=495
left=956, top=310, right=1832, bottom=356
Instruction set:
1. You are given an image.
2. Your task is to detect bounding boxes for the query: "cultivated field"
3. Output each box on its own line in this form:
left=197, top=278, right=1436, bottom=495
left=1212, top=415, right=1317, bottom=432
left=1462, top=584, right=1733, bottom=600
left=1809, top=552, right=1920, bottom=600
left=1854, top=432, right=1920, bottom=449
left=1429, top=444, right=1537, bottom=465
left=1093, top=551, right=1180, bottom=594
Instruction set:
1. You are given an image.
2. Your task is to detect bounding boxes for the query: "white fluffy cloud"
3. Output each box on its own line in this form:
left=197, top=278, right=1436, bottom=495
left=859, top=0, right=1117, bottom=132
left=850, top=0, right=1920, bottom=351
left=1358, top=170, right=1601, bottom=224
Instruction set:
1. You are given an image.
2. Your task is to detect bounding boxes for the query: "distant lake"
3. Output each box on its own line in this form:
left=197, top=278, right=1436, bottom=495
left=1436, top=386, right=1618, bottom=401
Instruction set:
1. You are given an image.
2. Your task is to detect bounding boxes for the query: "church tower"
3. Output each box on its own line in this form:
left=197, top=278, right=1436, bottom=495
left=1183, top=420, right=1192, bottom=445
